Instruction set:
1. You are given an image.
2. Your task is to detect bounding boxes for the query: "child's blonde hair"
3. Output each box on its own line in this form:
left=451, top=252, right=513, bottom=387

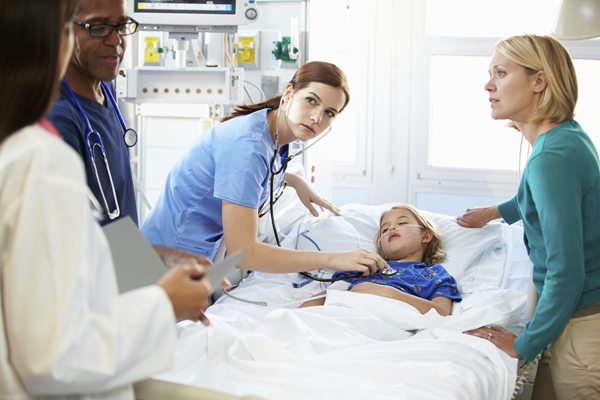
left=374, top=204, right=446, bottom=265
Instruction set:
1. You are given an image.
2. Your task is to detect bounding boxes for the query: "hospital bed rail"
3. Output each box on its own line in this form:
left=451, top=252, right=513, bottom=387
left=134, top=378, right=266, bottom=400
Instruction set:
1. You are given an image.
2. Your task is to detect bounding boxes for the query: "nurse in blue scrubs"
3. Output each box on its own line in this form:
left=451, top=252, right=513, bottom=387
left=141, top=61, right=385, bottom=276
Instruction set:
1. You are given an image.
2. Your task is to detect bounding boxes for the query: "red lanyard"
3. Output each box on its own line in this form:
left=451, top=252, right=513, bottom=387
left=38, top=118, right=61, bottom=138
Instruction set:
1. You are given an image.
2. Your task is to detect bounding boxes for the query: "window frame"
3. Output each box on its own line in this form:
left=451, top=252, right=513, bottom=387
left=328, top=35, right=374, bottom=182
left=408, top=0, right=600, bottom=204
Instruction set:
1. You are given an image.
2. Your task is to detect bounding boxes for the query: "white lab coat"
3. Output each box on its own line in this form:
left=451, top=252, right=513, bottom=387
left=0, top=124, right=176, bottom=400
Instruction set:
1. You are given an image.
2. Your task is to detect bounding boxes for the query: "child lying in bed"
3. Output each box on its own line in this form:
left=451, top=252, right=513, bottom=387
left=300, top=204, right=462, bottom=316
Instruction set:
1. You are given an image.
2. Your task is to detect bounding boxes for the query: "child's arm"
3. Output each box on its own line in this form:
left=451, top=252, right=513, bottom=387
left=299, top=290, right=327, bottom=308
left=349, top=283, right=453, bottom=316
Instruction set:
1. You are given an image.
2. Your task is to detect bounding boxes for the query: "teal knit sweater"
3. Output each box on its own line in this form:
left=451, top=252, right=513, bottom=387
left=498, top=119, right=600, bottom=361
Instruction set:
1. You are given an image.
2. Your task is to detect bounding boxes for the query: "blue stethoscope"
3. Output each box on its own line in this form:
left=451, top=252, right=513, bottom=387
left=62, top=78, right=138, bottom=220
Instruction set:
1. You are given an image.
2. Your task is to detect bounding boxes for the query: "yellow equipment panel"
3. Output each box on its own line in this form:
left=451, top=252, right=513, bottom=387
left=239, top=36, right=255, bottom=63
left=145, top=37, right=160, bottom=63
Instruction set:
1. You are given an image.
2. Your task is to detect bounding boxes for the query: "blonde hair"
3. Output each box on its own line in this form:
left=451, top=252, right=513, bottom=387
left=374, top=204, right=446, bottom=265
left=495, top=34, right=577, bottom=130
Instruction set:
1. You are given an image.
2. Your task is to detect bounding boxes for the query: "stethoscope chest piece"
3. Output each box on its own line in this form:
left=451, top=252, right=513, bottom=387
left=382, top=268, right=397, bottom=276
left=124, top=128, right=137, bottom=147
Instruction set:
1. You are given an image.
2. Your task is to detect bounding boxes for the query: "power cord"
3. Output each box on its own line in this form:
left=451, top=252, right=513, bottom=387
left=512, top=351, right=542, bottom=399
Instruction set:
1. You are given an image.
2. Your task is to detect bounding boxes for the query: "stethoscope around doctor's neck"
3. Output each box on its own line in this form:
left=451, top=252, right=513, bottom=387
left=62, top=78, right=138, bottom=220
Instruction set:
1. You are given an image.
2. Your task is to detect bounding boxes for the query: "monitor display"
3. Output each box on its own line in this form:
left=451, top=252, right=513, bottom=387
left=135, top=0, right=236, bottom=15
left=128, top=0, right=259, bottom=31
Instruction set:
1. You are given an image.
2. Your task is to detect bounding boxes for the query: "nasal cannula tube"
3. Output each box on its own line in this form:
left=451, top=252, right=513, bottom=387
left=377, top=225, right=424, bottom=247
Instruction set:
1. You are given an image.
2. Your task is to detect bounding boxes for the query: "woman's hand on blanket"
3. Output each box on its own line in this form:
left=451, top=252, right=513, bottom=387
left=329, top=249, right=386, bottom=276
left=455, top=205, right=501, bottom=228
left=157, top=264, right=212, bottom=326
left=285, top=172, right=341, bottom=217
left=464, top=326, right=522, bottom=359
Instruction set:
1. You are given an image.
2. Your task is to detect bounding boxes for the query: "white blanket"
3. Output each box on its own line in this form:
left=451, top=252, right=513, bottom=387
left=155, top=272, right=526, bottom=400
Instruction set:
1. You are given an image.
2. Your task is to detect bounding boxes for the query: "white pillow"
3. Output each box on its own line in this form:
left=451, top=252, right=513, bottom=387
left=280, top=203, right=506, bottom=285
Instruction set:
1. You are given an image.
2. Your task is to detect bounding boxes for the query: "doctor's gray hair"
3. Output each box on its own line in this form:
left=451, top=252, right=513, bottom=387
left=221, top=61, right=350, bottom=122
left=0, top=0, right=78, bottom=142
left=374, top=204, right=446, bottom=266
left=495, top=34, right=577, bottom=130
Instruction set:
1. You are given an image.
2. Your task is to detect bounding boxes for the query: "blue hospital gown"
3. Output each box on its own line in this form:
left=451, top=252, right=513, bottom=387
left=331, top=262, right=462, bottom=302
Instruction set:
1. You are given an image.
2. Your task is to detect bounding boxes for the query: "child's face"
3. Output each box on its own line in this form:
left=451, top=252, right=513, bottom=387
left=380, top=209, right=431, bottom=261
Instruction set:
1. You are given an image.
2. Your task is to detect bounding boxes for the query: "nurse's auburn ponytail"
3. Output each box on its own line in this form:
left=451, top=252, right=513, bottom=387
left=220, top=95, right=283, bottom=122
left=221, top=61, right=350, bottom=123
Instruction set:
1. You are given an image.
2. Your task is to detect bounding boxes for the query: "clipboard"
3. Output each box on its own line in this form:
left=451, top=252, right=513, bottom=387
left=102, top=216, right=246, bottom=293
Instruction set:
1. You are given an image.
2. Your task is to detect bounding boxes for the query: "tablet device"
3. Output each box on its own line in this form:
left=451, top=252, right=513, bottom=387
left=102, top=216, right=168, bottom=293
left=204, top=249, right=247, bottom=290
left=102, top=216, right=247, bottom=293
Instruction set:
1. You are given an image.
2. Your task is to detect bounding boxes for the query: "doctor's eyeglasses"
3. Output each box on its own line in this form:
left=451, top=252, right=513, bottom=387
left=73, top=18, right=138, bottom=38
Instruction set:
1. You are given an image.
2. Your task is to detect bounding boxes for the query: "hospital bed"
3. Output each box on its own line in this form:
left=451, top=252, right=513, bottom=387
left=136, top=192, right=532, bottom=400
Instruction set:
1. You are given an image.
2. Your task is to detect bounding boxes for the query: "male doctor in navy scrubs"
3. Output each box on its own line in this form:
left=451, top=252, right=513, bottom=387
left=47, top=0, right=212, bottom=269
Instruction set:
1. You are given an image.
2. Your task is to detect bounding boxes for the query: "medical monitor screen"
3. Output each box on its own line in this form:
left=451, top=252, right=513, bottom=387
left=135, top=0, right=236, bottom=15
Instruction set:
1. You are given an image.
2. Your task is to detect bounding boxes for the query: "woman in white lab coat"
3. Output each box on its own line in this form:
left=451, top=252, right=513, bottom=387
left=0, top=1, right=213, bottom=398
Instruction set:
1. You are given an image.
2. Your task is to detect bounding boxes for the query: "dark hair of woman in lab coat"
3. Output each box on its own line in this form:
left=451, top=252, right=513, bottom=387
left=0, top=0, right=78, bottom=142
left=221, top=61, right=351, bottom=122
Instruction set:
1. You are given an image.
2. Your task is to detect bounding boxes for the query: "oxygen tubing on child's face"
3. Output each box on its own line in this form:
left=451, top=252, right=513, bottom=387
left=377, top=225, right=425, bottom=247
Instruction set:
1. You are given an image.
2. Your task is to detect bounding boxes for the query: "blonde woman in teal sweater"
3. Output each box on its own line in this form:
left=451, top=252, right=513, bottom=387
left=457, top=34, right=600, bottom=399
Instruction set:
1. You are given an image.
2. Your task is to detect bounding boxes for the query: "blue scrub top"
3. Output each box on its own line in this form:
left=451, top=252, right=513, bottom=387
left=140, top=109, right=285, bottom=259
left=47, top=82, right=138, bottom=226
left=332, top=262, right=462, bottom=302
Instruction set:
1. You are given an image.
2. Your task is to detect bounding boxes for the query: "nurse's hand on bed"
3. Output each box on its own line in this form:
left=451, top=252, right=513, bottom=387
left=329, top=249, right=386, bottom=276
left=463, top=326, right=522, bottom=359
left=285, top=172, right=341, bottom=217
left=455, top=205, right=501, bottom=228
left=157, top=264, right=212, bottom=326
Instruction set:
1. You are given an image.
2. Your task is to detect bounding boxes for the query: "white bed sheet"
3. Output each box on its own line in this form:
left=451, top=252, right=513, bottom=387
left=155, top=203, right=531, bottom=400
